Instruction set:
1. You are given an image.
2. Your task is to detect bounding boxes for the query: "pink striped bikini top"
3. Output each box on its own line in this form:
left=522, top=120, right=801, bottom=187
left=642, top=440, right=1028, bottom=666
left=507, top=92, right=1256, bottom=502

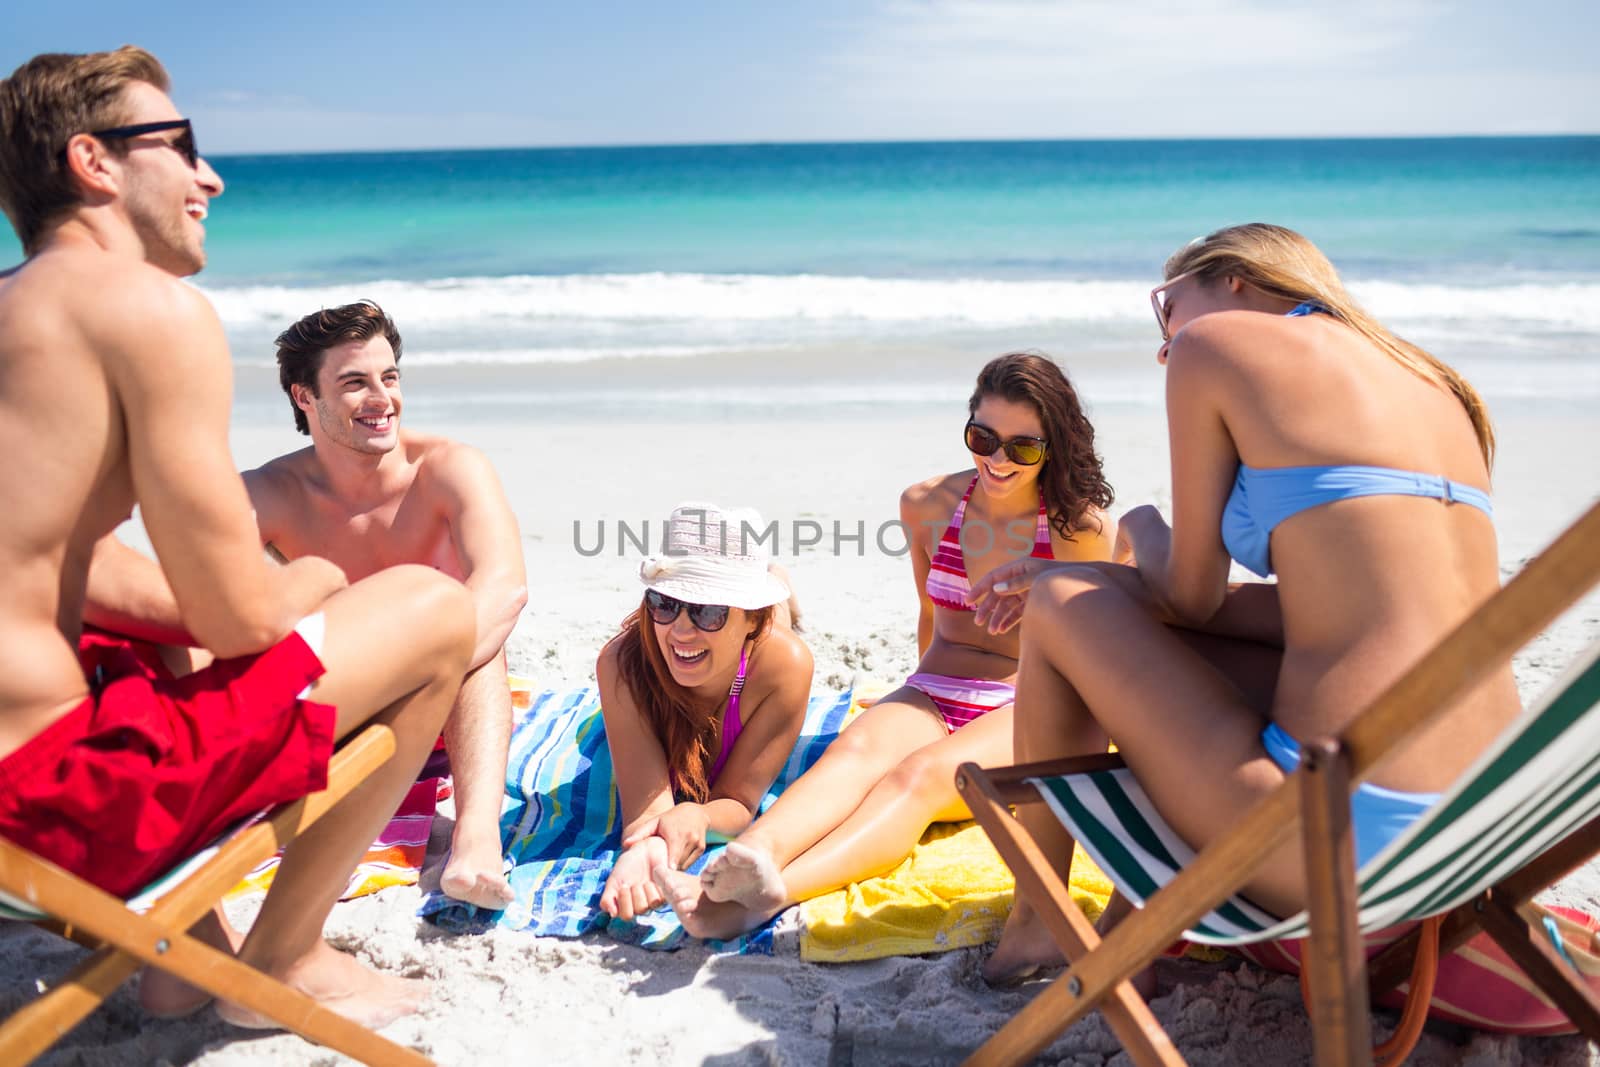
left=925, top=477, right=1055, bottom=612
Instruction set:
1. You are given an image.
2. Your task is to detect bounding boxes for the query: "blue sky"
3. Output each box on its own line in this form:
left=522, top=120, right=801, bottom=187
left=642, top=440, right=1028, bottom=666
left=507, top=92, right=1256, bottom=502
left=5, top=1, right=1597, bottom=154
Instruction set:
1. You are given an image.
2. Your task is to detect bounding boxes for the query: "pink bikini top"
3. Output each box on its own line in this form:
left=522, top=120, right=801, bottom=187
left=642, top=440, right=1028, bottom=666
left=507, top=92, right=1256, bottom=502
left=925, top=477, right=1055, bottom=612
left=705, top=643, right=748, bottom=786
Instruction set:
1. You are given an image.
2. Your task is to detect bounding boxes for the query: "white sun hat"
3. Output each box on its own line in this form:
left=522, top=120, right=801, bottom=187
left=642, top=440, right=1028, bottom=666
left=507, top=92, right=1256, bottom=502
left=638, top=502, right=791, bottom=610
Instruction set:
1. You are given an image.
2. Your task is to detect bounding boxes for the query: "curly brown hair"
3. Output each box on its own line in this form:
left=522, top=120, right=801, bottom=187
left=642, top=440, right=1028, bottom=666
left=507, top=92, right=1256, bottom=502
left=969, top=351, right=1113, bottom=539
left=611, top=599, right=774, bottom=804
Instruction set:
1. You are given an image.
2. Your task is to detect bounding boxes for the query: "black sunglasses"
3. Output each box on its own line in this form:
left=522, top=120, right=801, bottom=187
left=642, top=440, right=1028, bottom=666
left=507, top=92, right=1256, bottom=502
left=87, top=118, right=199, bottom=169
left=644, top=589, right=730, bottom=633
left=964, top=419, right=1048, bottom=466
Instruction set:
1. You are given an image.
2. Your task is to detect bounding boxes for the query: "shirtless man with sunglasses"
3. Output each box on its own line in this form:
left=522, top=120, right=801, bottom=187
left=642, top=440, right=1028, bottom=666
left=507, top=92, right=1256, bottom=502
left=0, top=47, right=473, bottom=1030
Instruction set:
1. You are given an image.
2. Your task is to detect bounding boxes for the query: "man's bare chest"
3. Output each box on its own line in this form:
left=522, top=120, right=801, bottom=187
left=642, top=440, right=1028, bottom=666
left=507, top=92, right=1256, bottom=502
left=279, top=498, right=461, bottom=581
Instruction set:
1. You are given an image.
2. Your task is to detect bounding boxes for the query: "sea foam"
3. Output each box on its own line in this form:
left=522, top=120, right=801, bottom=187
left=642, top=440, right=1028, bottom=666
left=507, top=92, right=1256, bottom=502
left=202, top=272, right=1600, bottom=367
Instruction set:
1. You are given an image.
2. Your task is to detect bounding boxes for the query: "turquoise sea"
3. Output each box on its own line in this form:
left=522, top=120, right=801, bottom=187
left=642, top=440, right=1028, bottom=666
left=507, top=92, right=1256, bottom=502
left=7, top=137, right=1597, bottom=420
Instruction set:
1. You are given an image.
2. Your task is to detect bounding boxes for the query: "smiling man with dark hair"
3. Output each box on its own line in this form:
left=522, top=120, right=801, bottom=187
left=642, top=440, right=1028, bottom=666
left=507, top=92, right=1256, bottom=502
left=244, top=299, right=527, bottom=909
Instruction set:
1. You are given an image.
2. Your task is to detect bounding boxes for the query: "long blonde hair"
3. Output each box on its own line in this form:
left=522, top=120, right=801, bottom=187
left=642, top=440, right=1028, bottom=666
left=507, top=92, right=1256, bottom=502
left=1165, top=223, right=1495, bottom=469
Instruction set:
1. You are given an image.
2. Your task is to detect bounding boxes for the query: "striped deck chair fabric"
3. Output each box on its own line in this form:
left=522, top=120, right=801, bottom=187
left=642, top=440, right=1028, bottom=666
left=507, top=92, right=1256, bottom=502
left=0, top=819, right=255, bottom=921
left=1030, top=640, right=1600, bottom=948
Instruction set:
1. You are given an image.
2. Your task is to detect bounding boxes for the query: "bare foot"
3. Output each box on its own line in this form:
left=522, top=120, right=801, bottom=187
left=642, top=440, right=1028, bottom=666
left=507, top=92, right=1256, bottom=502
left=700, top=841, right=787, bottom=910
left=651, top=858, right=772, bottom=940
left=440, top=825, right=514, bottom=910
left=982, top=895, right=1157, bottom=999
left=982, top=896, right=1066, bottom=986
left=140, top=907, right=242, bottom=1018
left=217, top=939, right=429, bottom=1031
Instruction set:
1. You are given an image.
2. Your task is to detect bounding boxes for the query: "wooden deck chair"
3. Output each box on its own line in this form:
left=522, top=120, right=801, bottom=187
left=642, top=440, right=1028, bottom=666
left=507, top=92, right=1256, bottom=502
left=0, top=723, right=432, bottom=1067
left=956, top=500, right=1600, bottom=1067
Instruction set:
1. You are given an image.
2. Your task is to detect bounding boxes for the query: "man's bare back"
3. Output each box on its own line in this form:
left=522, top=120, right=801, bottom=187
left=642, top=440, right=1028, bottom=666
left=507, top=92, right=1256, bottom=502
left=0, top=49, right=477, bottom=1036
left=0, top=237, right=272, bottom=753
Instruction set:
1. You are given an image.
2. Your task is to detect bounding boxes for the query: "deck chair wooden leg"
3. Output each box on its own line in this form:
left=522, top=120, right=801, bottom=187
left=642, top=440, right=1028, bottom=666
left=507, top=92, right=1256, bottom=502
left=1478, top=890, right=1600, bottom=1041
left=1300, top=739, right=1372, bottom=1066
left=956, top=765, right=1184, bottom=1067
left=1368, top=813, right=1600, bottom=997
left=1493, top=814, right=1600, bottom=907
left=0, top=845, right=431, bottom=1067
left=0, top=945, right=141, bottom=1067
left=35, top=919, right=101, bottom=951
left=0, top=726, right=430, bottom=1067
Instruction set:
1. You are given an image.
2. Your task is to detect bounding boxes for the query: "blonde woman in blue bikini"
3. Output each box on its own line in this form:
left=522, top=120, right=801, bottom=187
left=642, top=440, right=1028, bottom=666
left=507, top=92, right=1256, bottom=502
left=978, top=224, right=1518, bottom=981
left=653, top=352, right=1114, bottom=938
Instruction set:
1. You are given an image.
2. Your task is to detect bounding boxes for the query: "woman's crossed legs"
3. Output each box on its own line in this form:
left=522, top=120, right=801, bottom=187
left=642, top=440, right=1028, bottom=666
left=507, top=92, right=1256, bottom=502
left=984, top=565, right=1293, bottom=983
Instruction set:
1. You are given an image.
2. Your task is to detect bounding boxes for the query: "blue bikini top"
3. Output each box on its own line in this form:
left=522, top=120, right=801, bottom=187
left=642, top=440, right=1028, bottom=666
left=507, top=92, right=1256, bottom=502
left=1221, top=465, right=1494, bottom=577
left=1217, top=301, right=1493, bottom=578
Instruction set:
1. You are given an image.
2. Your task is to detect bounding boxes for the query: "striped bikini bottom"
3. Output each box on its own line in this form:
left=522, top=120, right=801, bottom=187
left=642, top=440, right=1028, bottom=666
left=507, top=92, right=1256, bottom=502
left=905, top=673, right=1016, bottom=733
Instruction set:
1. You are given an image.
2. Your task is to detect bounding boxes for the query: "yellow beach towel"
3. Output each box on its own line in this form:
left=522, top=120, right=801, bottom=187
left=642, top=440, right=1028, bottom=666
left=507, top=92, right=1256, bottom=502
left=798, top=811, right=1114, bottom=963
left=796, top=682, right=1113, bottom=962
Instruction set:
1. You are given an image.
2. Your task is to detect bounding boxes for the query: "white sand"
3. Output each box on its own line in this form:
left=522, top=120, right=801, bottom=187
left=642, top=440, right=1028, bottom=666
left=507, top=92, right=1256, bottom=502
left=3, top=387, right=1597, bottom=1065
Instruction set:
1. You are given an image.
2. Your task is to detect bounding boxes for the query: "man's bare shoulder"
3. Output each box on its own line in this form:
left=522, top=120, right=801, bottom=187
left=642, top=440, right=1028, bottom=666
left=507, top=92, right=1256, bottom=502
left=4, top=246, right=210, bottom=343
left=242, top=448, right=321, bottom=501
left=404, top=430, right=475, bottom=464
left=1, top=248, right=156, bottom=348
left=409, top=434, right=506, bottom=502
left=0, top=249, right=223, bottom=433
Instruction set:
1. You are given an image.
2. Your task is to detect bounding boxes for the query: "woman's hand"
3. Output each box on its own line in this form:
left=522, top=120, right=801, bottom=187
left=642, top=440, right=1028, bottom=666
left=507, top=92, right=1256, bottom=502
left=599, top=836, right=668, bottom=920
left=620, top=816, right=660, bottom=850
left=655, top=803, right=712, bottom=870
left=970, top=556, right=1060, bottom=635
left=1116, top=505, right=1175, bottom=578
left=1112, top=517, right=1137, bottom=566
left=621, top=804, right=712, bottom=868
left=1113, top=505, right=1186, bottom=624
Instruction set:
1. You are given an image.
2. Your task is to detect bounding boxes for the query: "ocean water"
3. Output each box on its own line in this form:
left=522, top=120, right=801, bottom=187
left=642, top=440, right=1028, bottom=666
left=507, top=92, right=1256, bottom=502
left=6, top=138, right=1598, bottom=420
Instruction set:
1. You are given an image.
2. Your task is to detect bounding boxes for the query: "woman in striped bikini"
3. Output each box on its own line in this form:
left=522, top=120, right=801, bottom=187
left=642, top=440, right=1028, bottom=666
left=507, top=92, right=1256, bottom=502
left=653, top=352, right=1114, bottom=939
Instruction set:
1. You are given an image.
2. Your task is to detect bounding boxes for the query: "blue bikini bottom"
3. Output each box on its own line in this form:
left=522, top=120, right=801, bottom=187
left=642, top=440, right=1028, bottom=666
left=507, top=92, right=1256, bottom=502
left=1262, top=722, right=1440, bottom=869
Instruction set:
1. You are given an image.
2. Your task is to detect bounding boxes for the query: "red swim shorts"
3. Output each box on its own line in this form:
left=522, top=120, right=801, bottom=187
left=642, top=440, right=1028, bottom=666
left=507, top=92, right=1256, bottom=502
left=0, top=627, right=337, bottom=899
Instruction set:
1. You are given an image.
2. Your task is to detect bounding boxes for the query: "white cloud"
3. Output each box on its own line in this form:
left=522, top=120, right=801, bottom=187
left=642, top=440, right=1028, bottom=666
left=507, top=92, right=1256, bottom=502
left=815, top=0, right=1595, bottom=138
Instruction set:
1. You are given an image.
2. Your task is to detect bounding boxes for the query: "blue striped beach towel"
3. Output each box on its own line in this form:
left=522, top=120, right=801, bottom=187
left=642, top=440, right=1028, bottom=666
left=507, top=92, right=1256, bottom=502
left=420, top=685, right=856, bottom=952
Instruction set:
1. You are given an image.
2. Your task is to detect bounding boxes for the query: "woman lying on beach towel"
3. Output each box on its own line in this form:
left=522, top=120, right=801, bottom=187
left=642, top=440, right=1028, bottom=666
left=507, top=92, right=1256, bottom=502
left=597, top=503, right=813, bottom=921
left=975, top=223, right=1517, bottom=981
left=652, top=352, right=1114, bottom=938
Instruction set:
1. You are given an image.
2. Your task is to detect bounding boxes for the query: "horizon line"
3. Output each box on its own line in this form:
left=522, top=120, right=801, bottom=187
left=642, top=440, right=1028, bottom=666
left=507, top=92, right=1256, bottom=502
left=205, top=131, right=1600, bottom=159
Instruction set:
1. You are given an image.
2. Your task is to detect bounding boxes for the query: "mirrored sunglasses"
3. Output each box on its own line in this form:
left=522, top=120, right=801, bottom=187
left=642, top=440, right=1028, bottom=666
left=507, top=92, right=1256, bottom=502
left=644, top=589, right=731, bottom=632
left=963, top=419, right=1047, bottom=466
